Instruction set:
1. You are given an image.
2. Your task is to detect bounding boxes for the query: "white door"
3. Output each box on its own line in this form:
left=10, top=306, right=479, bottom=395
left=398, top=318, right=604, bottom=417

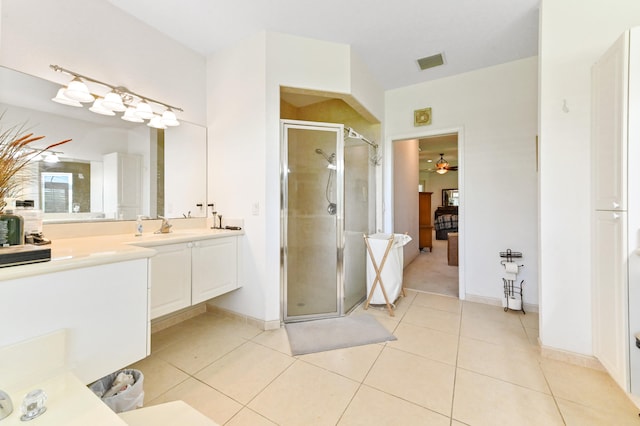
left=593, top=210, right=629, bottom=390
left=592, top=30, right=628, bottom=211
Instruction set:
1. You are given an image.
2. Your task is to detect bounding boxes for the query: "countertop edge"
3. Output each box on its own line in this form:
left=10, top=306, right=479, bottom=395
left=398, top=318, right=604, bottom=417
left=0, top=229, right=244, bottom=282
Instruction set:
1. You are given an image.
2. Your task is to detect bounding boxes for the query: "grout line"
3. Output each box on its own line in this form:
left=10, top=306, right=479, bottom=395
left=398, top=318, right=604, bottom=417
left=538, top=359, right=568, bottom=425
left=449, top=297, right=464, bottom=425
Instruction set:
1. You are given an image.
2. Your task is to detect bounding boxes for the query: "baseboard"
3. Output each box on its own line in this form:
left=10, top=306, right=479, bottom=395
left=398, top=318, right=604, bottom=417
left=150, top=304, right=207, bottom=334
left=464, top=293, right=539, bottom=313
left=205, top=303, right=280, bottom=331
left=539, top=342, right=605, bottom=371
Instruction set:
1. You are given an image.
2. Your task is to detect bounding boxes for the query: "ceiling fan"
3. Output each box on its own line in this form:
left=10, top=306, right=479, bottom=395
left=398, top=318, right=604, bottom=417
left=422, top=153, right=458, bottom=174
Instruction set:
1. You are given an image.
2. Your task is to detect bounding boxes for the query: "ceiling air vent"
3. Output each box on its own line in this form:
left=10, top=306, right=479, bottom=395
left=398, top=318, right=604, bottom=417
left=417, top=53, right=445, bottom=71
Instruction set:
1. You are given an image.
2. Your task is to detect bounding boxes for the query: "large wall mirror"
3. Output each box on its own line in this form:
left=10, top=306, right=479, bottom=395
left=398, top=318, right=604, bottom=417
left=442, top=188, right=459, bottom=206
left=0, top=66, right=207, bottom=223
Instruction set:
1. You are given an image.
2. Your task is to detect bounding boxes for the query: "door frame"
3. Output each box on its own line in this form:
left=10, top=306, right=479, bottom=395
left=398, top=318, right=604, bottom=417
left=280, top=119, right=345, bottom=322
left=388, top=126, right=466, bottom=299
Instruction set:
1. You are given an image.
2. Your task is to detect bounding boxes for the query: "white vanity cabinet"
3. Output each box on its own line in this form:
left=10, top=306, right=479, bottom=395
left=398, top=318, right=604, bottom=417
left=148, top=235, right=241, bottom=319
left=192, top=237, right=238, bottom=304
left=149, top=242, right=193, bottom=319
left=0, top=259, right=149, bottom=385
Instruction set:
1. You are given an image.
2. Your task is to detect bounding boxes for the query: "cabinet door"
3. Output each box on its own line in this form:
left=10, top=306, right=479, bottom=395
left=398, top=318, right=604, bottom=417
left=192, top=237, right=238, bottom=304
left=592, top=31, right=628, bottom=211
left=593, top=210, right=629, bottom=390
left=149, top=243, right=192, bottom=319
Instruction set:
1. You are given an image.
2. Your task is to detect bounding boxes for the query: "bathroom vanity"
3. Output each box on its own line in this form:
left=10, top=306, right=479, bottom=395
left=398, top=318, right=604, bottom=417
left=0, top=226, right=243, bottom=386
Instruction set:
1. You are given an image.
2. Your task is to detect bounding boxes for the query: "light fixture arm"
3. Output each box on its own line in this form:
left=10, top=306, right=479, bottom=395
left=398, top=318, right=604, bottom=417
left=49, top=64, right=183, bottom=112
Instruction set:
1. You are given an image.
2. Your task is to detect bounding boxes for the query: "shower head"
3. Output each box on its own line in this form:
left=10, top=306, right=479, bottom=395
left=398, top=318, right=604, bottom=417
left=315, top=148, right=336, bottom=165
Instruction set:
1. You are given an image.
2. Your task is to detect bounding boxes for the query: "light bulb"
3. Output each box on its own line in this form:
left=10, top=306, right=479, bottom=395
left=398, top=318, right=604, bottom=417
left=102, top=92, right=126, bottom=112
left=51, top=88, right=82, bottom=107
left=161, top=109, right=180, bottom=126
left=147, top=115, right=167, bottom=129
left=63, top=78, right=94, bottom=103
left=135, top=100, right=154, bottom=119
left=89, top=98, right=115, bottom=116
left=121, top=107, right=144, bottom=123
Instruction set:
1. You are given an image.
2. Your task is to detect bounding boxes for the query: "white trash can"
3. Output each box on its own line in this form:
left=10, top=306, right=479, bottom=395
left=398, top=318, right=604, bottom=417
left=89, top=369, right=144, bottom=413
left=365, top=233, right=412, bottom=305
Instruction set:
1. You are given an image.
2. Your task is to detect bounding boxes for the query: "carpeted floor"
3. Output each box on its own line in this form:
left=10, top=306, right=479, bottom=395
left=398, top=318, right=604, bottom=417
left=403, top=233, right=459, bottom=297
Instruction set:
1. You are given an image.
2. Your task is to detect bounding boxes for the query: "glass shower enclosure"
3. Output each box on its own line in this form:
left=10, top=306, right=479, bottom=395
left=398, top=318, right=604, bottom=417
left=281, top=120, right=374, bottom=322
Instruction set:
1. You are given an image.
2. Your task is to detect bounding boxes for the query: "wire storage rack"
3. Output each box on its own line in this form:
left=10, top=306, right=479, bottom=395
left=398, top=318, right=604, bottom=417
left=500, top=249, right=525, bottom=314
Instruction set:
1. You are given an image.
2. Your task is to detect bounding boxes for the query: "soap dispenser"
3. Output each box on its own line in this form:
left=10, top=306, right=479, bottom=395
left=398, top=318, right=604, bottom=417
left=0, top=390, right=13, bottom=420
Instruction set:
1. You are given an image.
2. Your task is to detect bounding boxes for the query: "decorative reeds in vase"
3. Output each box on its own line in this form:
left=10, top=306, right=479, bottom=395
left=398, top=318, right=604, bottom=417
left=0, top=117, right=71, bottom=212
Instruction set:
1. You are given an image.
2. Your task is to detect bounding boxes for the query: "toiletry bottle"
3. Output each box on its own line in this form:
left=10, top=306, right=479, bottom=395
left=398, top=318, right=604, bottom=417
left=135, top=215, right=143, bottom=236
left=0, top=211, right=24, bottom=246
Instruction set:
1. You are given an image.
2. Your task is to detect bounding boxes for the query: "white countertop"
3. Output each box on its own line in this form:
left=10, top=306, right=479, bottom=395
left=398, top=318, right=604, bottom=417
left=1, top=372, right=128, bottom=426
left=0, top=228, right=243, bottom=282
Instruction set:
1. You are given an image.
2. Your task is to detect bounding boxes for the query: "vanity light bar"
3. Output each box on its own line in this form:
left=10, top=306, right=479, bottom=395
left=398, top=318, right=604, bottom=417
left=49, top=65, right=183, bottom=126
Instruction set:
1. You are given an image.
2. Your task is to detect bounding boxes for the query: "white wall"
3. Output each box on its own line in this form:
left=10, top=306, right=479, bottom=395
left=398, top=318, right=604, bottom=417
left=393, top=139, right=420, bottom=266
left=385, top=57, right=538, bottom=306
left=539, top=0, right=640, bottom=355
left=0, top=0, right=206, bottom=125
left=206, top=33, right=269, bottom=321
left=207, top=32, right=384, bottom=323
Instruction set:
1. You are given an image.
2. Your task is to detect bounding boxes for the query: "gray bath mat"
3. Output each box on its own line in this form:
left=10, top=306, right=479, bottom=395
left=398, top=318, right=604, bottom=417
left=285, top=314, right=397, bottom=356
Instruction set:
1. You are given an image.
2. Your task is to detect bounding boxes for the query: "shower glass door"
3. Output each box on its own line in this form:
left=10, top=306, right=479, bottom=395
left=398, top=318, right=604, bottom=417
left=282, top=121, right=343, bottom=321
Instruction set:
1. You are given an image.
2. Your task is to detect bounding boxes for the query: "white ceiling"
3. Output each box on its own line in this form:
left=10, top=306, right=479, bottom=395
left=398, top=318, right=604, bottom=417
left=107, top=0, right=540, bottom=90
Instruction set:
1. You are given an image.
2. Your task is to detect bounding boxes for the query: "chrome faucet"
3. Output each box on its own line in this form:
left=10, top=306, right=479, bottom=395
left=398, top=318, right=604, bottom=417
left=155, top=216, right=173, bottom=234
left=0, top=390, right=13, bottom=420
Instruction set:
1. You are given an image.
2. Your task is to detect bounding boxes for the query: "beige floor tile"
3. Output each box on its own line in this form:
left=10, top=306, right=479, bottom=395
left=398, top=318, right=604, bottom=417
left=556, top=397, right=640, bottom=426
left=248, top=360, right=359, bottom=426
left=195, top=341, right=294, bottom=404
left=370, top=314, right=400, bottom=334
left=251, top=327, right=293, bottom=355
left=462, top=301, right=523, bottom=327
left=452, top=368, right=564, bottom=426
left=150, top=324, right=191, bottom=353
left=403, top=303, right=461, bottom=335
left=360, top=294, right=413, bottom=320
left=226, top=408, right=278, bottom=426
left=540, top=358, right=638, bottom=415
left=364, top=347, right=455, bottom=416
left=154, top=330, right=247, bottom=374
left=299, top=343, right=383, bottom=382
left=457, top=337, right=548, bottom=393
left=460, top=315, right=533, bottom=352
left=190, top=312, right=263, bottom=340
left=147, top=377, right=242, bottom=424
left=524, top=326, right=539, bottom=347
left=413, top=291, right=462, bottom=313
left=338, top=384, right=450, bottom=426
left=387, top=322, right=458, bottom=365
left=451, top=421, right=470, bottom=426
left=127, top=354, right=190, bottom=402
left=519, top=311, right=539, bottom=330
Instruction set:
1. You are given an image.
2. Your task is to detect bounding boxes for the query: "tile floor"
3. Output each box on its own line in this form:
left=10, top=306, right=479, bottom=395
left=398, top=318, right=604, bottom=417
left=128, top=291, right=640, bottom=425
